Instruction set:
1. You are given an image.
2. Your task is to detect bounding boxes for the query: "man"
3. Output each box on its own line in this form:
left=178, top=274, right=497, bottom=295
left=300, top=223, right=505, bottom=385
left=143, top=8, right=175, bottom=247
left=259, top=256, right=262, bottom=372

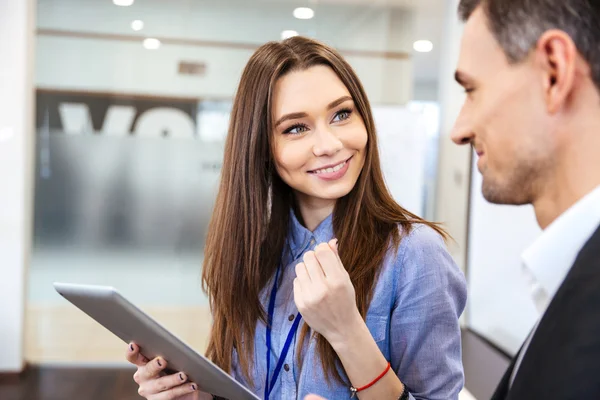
left=307, top=0, right=600, bottom=398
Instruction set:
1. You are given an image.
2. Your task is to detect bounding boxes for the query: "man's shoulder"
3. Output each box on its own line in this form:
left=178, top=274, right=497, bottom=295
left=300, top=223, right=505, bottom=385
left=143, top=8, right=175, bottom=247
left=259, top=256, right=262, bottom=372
left=508, top=222, right=600, bottom=399
left=572, top=222, right=600, bottom=267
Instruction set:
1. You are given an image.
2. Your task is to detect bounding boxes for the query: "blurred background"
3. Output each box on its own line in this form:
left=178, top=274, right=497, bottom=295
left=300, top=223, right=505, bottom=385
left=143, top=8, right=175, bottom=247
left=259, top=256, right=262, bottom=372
left=1, top=0, right=542, bottom=399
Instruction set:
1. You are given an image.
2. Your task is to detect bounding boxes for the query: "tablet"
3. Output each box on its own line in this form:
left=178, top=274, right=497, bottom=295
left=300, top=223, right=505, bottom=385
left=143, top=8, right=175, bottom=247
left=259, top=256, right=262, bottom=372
left=53, top=282, right=260, bottom=400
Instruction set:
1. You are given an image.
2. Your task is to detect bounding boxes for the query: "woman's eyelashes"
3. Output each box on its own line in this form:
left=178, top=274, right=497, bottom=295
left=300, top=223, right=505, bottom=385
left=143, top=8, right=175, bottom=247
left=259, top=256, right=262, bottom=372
left=332, top=107, right=353, bottom=123
left=282, top=107, right=354, bottom=135
left=284, top=123, right=310, bottom=135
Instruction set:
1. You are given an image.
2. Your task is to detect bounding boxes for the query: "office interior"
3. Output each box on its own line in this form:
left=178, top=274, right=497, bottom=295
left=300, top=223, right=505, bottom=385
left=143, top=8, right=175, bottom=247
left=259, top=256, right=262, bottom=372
left=0, top=0, right=540, bottom=399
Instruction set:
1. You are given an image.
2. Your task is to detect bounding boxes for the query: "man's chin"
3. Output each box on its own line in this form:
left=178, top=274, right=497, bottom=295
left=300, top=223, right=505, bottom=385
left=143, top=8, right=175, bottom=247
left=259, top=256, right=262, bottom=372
left=481, top=182, right=529, bottom=206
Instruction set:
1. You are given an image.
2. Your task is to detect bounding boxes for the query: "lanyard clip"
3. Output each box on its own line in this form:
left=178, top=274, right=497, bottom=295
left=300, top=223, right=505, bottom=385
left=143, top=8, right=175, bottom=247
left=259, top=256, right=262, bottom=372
left=350, top=387, right=358, bottom=398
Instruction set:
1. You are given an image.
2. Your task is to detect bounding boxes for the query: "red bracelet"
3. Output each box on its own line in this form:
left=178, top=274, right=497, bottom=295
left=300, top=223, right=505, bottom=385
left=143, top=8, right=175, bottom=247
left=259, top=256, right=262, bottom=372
left=349, top=362, right=391, bottom=397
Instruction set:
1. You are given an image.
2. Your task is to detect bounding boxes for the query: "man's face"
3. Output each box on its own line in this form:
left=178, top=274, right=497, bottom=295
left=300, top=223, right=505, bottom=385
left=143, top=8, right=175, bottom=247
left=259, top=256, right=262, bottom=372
left=451, top=7, right=555, bottom=205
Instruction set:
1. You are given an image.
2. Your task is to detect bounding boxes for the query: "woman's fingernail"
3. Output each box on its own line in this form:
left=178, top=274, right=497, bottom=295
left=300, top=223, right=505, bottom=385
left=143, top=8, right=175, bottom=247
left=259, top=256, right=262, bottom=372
left=179, top=373, right=184, bottom=381
left=157, top=358, right=162, bottom=367
left=191, top=384, right=197, bottom=391
left=129, top=344, right=134, bottom=352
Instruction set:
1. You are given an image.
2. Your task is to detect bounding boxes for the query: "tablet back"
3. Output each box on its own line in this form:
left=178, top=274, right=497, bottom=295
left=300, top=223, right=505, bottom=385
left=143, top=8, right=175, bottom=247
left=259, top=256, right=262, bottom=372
left=53, top=282, right=260, bottom=400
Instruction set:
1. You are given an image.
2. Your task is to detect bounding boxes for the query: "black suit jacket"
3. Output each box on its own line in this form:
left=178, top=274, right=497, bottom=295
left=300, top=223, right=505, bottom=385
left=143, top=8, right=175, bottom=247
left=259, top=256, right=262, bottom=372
left=491, top=224, right=600, bottom=399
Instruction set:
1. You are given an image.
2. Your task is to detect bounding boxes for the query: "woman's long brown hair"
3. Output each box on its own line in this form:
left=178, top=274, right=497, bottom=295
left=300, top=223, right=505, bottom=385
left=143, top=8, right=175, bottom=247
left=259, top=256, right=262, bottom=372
left=202, top=36, right=447, bottom=385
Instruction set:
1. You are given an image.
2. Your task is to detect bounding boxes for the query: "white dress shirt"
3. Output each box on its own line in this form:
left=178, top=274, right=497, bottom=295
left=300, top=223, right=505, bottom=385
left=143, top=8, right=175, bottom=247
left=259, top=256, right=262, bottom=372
left=510, top=184, right=600, bottom=386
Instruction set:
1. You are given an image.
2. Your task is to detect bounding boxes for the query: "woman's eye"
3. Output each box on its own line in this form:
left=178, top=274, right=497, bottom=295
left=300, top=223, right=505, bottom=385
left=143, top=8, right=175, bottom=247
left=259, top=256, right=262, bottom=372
left=333, top=109, right=353, bottom=122
left=284, top=123, right=309, bottom=135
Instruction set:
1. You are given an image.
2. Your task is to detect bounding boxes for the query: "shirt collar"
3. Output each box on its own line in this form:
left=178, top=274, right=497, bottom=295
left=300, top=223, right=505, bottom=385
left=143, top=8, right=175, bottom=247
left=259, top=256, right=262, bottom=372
left=288, top=209, right=334, bottom=260
left=522, top=185, right=600, bottom=312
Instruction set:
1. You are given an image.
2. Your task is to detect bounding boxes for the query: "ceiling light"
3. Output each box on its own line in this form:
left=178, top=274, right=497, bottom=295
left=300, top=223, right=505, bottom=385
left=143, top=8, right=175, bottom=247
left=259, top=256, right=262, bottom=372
left=293, top=7, right=314, bottom=20
left=281, top=30, right=299, bottom=40
left=113, top=0, right=134, bottom=6
left=131, top=20, right=144, bottom=31
left=143, top=38, right=161, bottom=50
left=413, top=40, right=433, bottom=53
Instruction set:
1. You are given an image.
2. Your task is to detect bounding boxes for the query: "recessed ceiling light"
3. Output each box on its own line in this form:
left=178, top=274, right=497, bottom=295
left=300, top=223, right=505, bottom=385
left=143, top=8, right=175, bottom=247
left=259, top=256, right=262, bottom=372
left=281, top=30, right=299, bottom=40
left=113, top=0, right=134, bottom=6
left=413, top=40, right=433, bottom=53
left=143, top=38, right=161, bottom=50
left=293, top=7, right=314, bottom=20
left=131, top=20, right=144, bottom=31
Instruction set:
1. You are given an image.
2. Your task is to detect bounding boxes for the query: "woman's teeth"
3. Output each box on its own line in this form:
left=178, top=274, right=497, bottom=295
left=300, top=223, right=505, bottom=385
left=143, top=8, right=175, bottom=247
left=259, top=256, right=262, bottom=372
left=313, top=160, right=346, bottom=174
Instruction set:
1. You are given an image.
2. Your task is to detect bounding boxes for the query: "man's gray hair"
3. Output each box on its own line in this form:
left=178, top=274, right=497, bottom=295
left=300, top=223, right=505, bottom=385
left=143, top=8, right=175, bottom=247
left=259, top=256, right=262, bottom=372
left=459, top=0, right=600, bottom=91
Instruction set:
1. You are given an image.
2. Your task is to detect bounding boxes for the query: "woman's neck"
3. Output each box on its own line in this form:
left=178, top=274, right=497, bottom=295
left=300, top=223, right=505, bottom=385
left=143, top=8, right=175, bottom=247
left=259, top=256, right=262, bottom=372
left=295, top=193, right=336, bottom=232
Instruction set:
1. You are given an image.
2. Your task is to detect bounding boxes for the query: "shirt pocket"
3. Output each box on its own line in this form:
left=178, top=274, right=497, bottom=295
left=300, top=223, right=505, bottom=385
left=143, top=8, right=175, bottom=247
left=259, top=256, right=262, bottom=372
left=365, top=314, right=390, bottom=358
left=365, top=314, right=388, bottom=343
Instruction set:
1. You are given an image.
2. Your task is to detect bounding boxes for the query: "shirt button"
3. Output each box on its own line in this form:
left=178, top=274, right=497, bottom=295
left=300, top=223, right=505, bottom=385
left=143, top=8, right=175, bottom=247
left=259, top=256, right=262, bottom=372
left=284, top=364, right=290, bottom=372
left=288, top=314, right=295, bottom=321
left=310, top=239, right=315, bottom=245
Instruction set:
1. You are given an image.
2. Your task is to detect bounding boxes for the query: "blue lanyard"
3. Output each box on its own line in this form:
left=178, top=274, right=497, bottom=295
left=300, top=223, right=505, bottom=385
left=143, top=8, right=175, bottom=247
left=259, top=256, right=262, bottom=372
left=264, top=266, right=302, bottom=400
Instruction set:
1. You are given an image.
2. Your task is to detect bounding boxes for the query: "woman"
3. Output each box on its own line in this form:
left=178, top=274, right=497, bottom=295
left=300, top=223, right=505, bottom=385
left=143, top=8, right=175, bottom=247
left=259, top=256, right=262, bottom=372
left=127, top=36, right=467, bottom=400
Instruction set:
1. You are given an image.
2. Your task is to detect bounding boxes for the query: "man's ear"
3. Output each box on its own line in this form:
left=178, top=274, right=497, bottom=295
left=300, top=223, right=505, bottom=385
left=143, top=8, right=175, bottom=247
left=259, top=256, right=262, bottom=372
left=535, top=30, right=578, bottom=114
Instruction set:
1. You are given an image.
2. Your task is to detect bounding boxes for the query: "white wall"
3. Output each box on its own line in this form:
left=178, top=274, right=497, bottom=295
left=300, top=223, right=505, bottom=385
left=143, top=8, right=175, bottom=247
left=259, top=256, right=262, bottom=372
left=36, top=0, right=414, bottom=104
left=0, top=0, right=36, bottom=373
left=375, top=105, right=430, bottom=216
left=434, top=0, right=471, bottom=273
